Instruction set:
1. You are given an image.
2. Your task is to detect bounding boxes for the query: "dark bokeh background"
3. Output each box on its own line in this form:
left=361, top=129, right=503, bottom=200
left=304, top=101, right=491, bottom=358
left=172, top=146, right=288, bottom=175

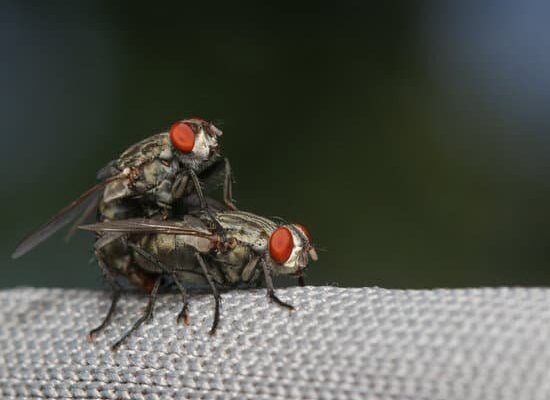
left=3, top=1, right=550, bottom=289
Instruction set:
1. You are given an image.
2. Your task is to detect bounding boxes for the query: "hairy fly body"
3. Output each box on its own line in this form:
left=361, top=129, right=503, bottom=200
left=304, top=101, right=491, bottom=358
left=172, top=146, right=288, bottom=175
left=12, top=118, right=236, bottom=259
left=80, top=210, right=318, bottom=350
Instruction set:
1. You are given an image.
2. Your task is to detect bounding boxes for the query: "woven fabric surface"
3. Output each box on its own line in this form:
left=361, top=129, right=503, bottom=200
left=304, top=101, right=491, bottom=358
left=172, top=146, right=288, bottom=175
left=0, top=286, right=549, bottom=400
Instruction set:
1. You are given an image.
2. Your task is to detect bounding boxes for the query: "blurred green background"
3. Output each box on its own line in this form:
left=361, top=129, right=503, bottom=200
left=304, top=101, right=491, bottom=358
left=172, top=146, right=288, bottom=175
left=3, top=1, right=550, bottom=289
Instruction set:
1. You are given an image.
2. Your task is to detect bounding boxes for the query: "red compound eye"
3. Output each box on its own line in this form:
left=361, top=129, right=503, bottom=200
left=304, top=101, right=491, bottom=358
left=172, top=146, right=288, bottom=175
left=269, top=227, right=294, bottom=264
left=169, top=121, right=195, bottom=153
left=294, top=224, right=312, bottom=242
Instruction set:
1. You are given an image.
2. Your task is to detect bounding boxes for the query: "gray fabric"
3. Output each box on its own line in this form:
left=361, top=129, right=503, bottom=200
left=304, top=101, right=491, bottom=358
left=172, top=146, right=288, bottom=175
left=0, top=287, right=549, bottom=400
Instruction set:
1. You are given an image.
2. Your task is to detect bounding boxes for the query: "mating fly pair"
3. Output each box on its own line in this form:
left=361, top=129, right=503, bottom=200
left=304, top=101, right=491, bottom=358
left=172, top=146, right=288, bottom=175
left=12, top=118, right=317, bottom=350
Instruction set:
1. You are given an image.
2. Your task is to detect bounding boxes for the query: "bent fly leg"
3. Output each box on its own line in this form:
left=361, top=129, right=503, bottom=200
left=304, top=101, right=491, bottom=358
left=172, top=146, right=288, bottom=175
left=89, top=289, right=121, bottom=342
left=171, top=174, right=189, bottom=204
left=196, top=157, right=237, bottom=211
left=173, top=279, right=190, bottom=325
left=222, top=157, right=237, bottom=210
left=260, top=258, right=295, bottom=311
left=89, top=246, right=123, bottom=341
left=188, top=169, right=227, bottom=240
left=111, top=276, right=162, bottom=351
left=195, top=253, right=221, bottom=335
left=127, top=242, right=190, bottom=325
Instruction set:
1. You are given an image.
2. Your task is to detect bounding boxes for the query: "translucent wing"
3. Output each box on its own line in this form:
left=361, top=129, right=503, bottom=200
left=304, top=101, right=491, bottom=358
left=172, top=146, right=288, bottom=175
left=63, top=193, right=101, bottom=241
left=11, top=174, right=124, bottom=259
left=199, top=157, right=226, bottom=188
left=95, top=159, right=119, bottom=180
left=178, top=194, right=227, bottom=213
left=79, top=218, right=217, bottom=239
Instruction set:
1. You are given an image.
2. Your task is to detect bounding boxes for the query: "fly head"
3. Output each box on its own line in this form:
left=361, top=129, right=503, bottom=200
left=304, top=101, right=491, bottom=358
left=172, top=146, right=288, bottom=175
left=266, top=223, right=317, bottom=276
left=169, top=118, right=222, bottom=171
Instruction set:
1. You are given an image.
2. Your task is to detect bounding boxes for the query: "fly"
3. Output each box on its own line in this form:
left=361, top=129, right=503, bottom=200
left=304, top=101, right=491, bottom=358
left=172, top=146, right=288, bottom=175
left=79, top=210, right=318, bottom=350
left=12, top=118, right=236, bottom=258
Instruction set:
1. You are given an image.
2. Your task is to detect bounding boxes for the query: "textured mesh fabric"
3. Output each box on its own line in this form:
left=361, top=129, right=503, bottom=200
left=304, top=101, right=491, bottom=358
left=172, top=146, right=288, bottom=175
left=0, top=286, right=549, bottom=399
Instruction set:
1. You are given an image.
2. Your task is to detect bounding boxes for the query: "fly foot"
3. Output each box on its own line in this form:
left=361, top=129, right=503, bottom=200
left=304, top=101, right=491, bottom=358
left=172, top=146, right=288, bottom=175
left=177, top=306, right=190, bottom=325
left=268, top=290, right=295, bottom=311
left=88, top=331, right=98, bottom=343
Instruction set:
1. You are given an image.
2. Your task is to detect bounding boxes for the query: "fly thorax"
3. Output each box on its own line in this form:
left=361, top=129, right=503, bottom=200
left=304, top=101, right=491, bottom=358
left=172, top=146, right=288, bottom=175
left=216, top=245, right=254, bottom=284
left=224, top=244, right=252, bottom=267
left=221, top=227, right=268, bottom=254
left=142, top=159, right=175, bottom=186
left=102, top=177, right=133, bottom=203
left=158, top=146, right=173, bottom=160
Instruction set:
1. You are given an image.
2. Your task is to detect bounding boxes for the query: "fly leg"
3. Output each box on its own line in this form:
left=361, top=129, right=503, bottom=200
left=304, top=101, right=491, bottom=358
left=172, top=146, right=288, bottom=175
left=127, top=243, right=190, bottom=325
left=260, top=258, right=295, bottom=310
left=171, top=174, right=189, bottom=204
left=188, top=169, right=227, bottom=241
left=195, top=254, right=221, bottom=335
left=298, top=276, right=306, bottom=287
left=89, top=287, right=121, bottom=342
left=196, top=157, right=237, bottom=211
left=173, top=279, right=190, bottom=325
left=89, top=245, right=122, bottom=341
left=222, top=157, right=237, bottom=211
left=111, top=276, right=162, bottom=351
